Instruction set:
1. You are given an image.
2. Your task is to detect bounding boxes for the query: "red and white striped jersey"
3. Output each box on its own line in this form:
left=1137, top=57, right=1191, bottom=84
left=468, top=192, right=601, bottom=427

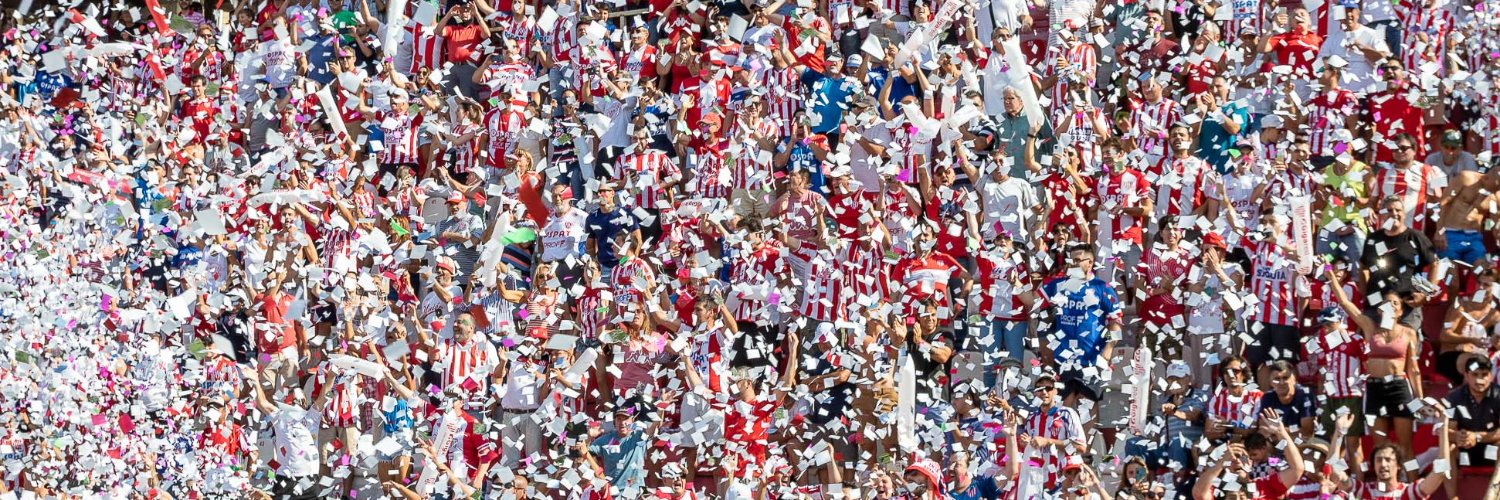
left=497, top=15, right=536, bottom=55
left=689, top=326, right=731, bottom=393
left=1091, top=167, right=1150, bottom=248
left=1208, top=387, right=1265, bottom=430
left=1043, top=43, right=1097, bottom=113
left=1128, top=97, right=1182, bottom=160
left=524, top=292, right=560, bottom=338
left=610, top=256, right=656, bottom=306
left=446, top=122, right=484, bottom=174
left=977, top=252, right=1029, bottom=321
left=376, top=111, right=424, bottom=165
left=730, top=139, right=775, bottom=191
left=1221, top=0, right=1266, bottom=42
left=1054, top=108, right=1107, bottom=166
left=1266, top=168, right=1317, bottom=202
left=1477, top=89, right=1500, bottom=160
left=483, top=106, right=525, bottom=167
left=1021, top=405, right=1085, bottom=488
left=1303, top=89, right=1358, bottom=156
left=480, top=62, right=536, bottom=101
left=730, top=240, right=788, bottom=322
left=1148, top=155, right=1209, bottom=219
left=1245, top=240, right=1302, bottom=326
left=201, top=355, right=242, bottom=397
left=1351, top=480, right=1429, bottom=500
left=800, top=252, right=849, bottom=323
left=320, top=226, right=358, bottom=272
left=433, top=336, right=498, bottom=390
left=536, top=12, right=575, bottom=64
left=689, top=143, right=732, bottom=200
left=407, top=23, right=445, bottom=74
left=841, top=239, right=890, bottom=302
left=623, top=45, right=659, bottom=82
left=888, top=124, right=934, bottom=175
left=1310, top=327, right=1365, bottom=398
left=1398, top=4, right=1452, bottom=71
left=620, top=149, right=681, bottom=210
left=574, top=286, right=609, bottom=341
left=1372, top=163, right=1443, bottom=231
left=765, top=67, right=802, bottom=136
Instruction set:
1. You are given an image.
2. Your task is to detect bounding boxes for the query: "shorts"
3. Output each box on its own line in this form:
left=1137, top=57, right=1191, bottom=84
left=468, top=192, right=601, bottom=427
left=731, top=188, right=773, bottom=219
left=271, top=474, right=323, bottom=500
left=1246, top=322, right=1301, bottom=370
left=376, top=430, right=414, bottom=461
left=1365, top=377, right=1415, bottom=419
left=1318, top=396, right=1365, bottom=437
left=1440, top=229, right=1488, bottom=264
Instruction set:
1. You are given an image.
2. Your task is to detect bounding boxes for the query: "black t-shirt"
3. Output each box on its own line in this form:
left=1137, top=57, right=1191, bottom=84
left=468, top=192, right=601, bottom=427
left=910, top=331, right=954, bottom=405
left=1361, top=229, right=1436, bottom=299
left=799, top=345, right=854, bottom=425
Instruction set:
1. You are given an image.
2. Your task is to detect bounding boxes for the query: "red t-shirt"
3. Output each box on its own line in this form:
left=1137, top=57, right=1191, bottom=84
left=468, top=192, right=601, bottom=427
left=443, top=22, right=486, bottom=64
left=1369, top=85, right=1426, bottom=163
left=1254, top=473, right=1291, bottom=500
left=256, top=291, right=296, bottom=354
left=1266, top=29, right=1323, bottom=78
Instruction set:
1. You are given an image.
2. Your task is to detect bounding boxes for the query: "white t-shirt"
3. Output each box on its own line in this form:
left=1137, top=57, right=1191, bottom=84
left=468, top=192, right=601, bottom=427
left=269, top=405, right=322, bottom=477
left=976, top=0, right=1029, bottom=43
left=976, top=174, right=1039, bottom=243
left=500, top=357, right=546, bottom=410
left=1426, top=151, right=1480, bottom=179
left=1321, top=25, right=1387, bottom=94
left=596, top=96, right=638, bottom=149
left=257, top=39, right=297, bottom=90
left=539, top=209, right=588, bottom=262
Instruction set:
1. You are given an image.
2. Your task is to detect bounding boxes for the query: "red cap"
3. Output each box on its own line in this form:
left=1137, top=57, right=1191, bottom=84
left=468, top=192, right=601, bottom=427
left=1202, top=232, right=1228, bottom=251
left=905, top=458, right=946, bottom=494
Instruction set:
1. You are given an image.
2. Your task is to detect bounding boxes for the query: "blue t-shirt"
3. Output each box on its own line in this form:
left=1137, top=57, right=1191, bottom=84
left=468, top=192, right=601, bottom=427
left=1259, top=387, right=1317, bottom=434
left=949, top=477, right=1007, bottom=500
left=1040, top=276, right=1119, bottom=366
left=585, top=207, right=639, bottom=267
left=785, top=139, right=825, bottom=194
left=1197, top=102, right=1250, bottom=174
left=800, top=69, right=855, bottom=134
left=590, top=427, right=648, bottom=492
left=866, top=66, right=919, bottom=113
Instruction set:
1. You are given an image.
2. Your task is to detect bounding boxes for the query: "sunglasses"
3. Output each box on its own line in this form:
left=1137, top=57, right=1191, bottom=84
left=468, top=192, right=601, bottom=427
left=1397, top=144, right=1416, bottom=151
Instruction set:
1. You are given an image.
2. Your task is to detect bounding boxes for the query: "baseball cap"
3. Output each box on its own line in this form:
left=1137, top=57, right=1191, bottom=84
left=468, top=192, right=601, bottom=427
left=1166, top=361, right=1191, bottom=379
left=846, top=54, right=863, bottom=67
left=905, top=458, right=944, bottom=492
left=1261, top=115, right=1285, bottom=129
left=1317, top=307, right=1347, bottom=325
left=1442, top=130, right=1462, bottom=147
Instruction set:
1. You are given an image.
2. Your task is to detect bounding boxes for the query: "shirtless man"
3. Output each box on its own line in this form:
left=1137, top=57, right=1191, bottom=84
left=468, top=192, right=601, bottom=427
left=1435, top=170, right=1500, bottom=265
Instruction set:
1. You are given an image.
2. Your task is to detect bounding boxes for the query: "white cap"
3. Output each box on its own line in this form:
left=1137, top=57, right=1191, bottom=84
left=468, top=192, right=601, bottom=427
left=1261, top=114, right=1285, bottom=129
left=1323, top=55, right=1349, bottom=70
left=1166, top=361, right=1191, bottom=379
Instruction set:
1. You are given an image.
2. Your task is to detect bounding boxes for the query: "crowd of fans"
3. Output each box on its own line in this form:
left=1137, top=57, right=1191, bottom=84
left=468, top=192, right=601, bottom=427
left=6, top=0, right=1500, bottom=497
